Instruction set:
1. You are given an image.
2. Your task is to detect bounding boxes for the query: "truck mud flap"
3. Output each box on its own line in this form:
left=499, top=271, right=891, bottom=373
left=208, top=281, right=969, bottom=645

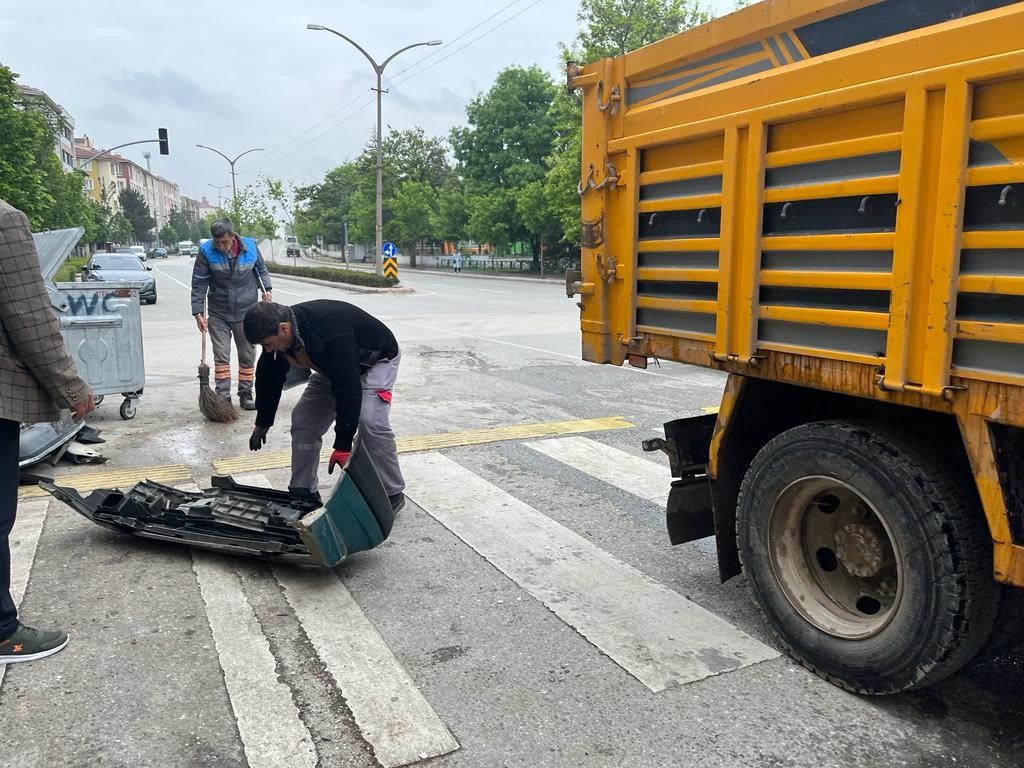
left=643, top=413, right=717, bottom=546
left=41, top=435, right=395, bottom=567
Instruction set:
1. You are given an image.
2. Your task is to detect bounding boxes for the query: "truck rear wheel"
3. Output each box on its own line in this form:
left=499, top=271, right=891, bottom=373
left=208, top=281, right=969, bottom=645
left=736, top=420, right=999, bottom=694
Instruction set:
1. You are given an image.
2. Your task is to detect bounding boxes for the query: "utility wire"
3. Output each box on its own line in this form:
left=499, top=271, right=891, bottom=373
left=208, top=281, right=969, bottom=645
left=238, top=0, right=545, bottom=176
left=240, top=0, right=533, bottom=171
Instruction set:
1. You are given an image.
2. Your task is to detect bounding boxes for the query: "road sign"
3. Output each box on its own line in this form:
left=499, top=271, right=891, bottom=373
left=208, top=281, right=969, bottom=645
left=383, top=257, right=398, bottom=280
left=382, top=241, right=397, bottom=258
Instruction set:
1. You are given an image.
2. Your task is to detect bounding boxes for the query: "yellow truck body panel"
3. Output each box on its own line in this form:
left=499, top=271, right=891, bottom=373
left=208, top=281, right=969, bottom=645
left=571, top=0, right=1024, bottom=588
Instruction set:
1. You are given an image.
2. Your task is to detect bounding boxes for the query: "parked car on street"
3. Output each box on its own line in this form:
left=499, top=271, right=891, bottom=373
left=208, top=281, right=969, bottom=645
left=83, top=252, right=157, bottom=304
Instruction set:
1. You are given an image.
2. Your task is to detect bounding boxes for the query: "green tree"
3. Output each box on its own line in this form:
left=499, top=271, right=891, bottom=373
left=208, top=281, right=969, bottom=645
left=159, top=222, right=177, bottom=244
left=431, top=178, right=468, bottom=244
left=569, top=0, right=712, bottom=63
left=383, top=127, right=450, bottom=189
left=0, top=64, right=92, bottom=232
left=294, top=162, right=361, bottom=247
left=167, top=206, right=193, bottom=242
left=466, top=189, right=514, bottom=253
left=452, top=66, right=558, bottom=189
left=118, top=187, right=156, bottom=243
left=516, top=180, right=562, bottom=270
left=107, top=211, right=132, bottom=243
left=388, top=179, right=435, bottom=267
left=451, top=66, right=558, bottom=258
left=224, top=184, right=275, bottom=239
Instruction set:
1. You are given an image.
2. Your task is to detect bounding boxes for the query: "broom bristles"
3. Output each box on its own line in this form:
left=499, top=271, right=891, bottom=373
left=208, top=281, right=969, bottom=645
left=198, top=363, right=239, bottom=422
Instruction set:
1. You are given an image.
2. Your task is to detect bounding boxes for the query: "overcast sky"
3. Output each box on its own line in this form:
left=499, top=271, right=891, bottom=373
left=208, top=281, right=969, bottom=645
left=1, top=0, right=738, bottom=203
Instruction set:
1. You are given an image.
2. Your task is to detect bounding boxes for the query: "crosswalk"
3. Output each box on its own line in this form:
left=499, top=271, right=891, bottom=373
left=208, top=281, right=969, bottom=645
left=4, top=434, right=780, bottom=766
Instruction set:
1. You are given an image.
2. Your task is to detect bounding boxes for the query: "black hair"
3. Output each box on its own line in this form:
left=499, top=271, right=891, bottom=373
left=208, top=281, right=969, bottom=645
left=244, top=301, right=291, bottom=343
left=210, top=218, right=235, bottom=238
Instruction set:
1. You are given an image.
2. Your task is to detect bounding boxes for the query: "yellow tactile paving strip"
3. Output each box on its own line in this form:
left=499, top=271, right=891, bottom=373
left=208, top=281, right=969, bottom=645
left=212, top=416, right=634, bottom=475
left=19, top=463, right=193, bottom=499
left=20, top=417, right=634, bottom=498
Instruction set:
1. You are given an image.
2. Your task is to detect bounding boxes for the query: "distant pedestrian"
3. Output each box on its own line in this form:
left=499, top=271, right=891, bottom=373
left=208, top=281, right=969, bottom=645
left=190, top=218, right=273, bottom=410
left=452, top=252, right=463, bottom=273
left=243, top=300, right=405, bottom=511
left=0, top=198, right=95, bottom=663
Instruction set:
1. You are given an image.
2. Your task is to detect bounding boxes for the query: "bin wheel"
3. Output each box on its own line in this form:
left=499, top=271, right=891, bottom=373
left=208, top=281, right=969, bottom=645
left=119, top=399, right=137, bottom=420
left=94, top=395, right=105, bottom=406
left=736, top=420, right=999, bottom=694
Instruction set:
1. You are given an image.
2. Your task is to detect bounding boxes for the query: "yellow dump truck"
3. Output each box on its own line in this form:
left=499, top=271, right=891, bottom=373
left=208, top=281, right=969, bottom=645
left=567, top=0, right=1024, bottom=694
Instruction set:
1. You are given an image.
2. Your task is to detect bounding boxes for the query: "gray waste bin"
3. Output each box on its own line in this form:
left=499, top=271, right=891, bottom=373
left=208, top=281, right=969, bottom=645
left=34, top=228, right=146, bottom=420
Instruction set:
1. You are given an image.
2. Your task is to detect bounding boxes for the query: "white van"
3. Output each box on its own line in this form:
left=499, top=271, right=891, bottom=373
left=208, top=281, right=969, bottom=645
left=177, top=241, right=193, bottom=255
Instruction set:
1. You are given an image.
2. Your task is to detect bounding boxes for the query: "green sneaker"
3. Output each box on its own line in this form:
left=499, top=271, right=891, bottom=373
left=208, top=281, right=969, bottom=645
left=0, top=624, right=69, bottom=663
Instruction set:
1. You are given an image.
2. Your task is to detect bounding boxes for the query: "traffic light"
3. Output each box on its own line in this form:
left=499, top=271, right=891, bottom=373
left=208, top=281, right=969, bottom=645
left=158, top=128, right=169, bottom=155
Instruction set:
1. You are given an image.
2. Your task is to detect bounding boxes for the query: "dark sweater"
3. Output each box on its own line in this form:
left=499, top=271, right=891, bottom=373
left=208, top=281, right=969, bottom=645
left=253, top=300, right=399, bottom=450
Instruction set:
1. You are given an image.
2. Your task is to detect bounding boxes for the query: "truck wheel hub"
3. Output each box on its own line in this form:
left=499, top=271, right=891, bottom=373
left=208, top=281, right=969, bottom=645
left=835, top=524, right=884, bottom=577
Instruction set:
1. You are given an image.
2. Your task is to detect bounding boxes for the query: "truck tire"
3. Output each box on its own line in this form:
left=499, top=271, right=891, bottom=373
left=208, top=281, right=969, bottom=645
left=975, top=585, right=1024, bottom=661
left=736, top=420, right=999, bottom=694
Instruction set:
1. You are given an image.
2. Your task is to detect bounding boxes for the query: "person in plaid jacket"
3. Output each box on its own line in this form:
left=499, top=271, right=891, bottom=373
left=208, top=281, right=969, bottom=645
left=0, top=198, right=95, bottom=663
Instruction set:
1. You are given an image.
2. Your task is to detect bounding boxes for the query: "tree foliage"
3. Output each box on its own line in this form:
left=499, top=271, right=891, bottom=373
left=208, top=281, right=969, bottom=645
left=117, top=187, right=156, bottom=242
left=569, top=0, right=712, bottom=63
left=452, top=66, right=558, bottom=190
left=0, top=63, right=91, bottom=233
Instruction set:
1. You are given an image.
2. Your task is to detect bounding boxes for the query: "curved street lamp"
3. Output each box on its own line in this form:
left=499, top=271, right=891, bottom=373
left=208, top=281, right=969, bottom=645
left=208, top=183, right=230, bottom=208
left=307, top=24, right=441, bottom=276
left=195, top=144, right=265, bottom=207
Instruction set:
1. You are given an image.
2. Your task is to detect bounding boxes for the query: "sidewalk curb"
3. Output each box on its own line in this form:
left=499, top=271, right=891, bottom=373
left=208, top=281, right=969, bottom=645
left=291, top=257, right=565, bottom=286
left=266, top=272, right=415, bottom=294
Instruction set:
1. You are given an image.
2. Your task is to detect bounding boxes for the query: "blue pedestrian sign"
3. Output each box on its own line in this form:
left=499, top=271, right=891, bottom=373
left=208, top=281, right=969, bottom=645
left=382, top=242, right=397, bottom=258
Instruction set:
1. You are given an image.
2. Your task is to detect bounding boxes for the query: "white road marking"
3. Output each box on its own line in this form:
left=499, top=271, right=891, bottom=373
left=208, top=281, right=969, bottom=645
left=476, top=288, right=511, bottom=295
left=231, top=473, right=459, bottom=766
left=153, top=267, right=304, bottom=298
left=527, top=435, right=672, bottom=506
left=273, top=565, right=460, bottom=767
left=402, top=452, right=778, bottom=692
left=192, top=552, right=318, bottom=768
left=392, top=318, right=722, bottom=387
left=529, top=436, right=719, bottom=557
left=0, top=499, right=49, bottom=684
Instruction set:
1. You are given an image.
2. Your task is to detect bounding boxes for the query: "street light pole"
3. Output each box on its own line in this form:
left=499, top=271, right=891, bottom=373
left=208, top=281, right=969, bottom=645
left=307, top=23, right=441, bottom=276
left=195, top=144, right=265, bottom=208
left=208, top=183, right=230, bottom=208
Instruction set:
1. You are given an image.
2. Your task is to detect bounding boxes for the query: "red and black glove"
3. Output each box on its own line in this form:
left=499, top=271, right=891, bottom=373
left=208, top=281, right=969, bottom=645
left=328, top=449, right=351, bottom=474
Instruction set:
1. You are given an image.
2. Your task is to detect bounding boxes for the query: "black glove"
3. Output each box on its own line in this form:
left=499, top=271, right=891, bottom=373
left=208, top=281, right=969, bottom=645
left=249, top=426, right=269, bottom=451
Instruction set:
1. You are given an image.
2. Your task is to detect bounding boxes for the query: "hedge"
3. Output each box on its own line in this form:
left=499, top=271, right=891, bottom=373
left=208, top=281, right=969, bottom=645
left=266, top=262, right=397, bottom=288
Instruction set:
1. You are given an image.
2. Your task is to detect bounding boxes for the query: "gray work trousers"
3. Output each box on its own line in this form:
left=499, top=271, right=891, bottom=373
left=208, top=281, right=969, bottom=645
left=289, top=354, right=404, bottom=496
left=207, top=315, right=256, bottom=397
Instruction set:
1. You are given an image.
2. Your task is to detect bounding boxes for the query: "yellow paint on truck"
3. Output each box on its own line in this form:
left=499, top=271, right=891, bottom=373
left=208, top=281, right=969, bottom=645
left=570, top=0, right=1024, bottom=693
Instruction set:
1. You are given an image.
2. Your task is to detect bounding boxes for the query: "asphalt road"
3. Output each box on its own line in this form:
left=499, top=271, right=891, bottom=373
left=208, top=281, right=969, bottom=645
left=2, top=255, right=1022, bottom=768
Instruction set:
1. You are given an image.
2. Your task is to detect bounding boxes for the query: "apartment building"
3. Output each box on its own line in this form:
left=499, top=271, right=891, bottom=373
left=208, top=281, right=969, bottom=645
left=16, top=84, right=76, bottom=171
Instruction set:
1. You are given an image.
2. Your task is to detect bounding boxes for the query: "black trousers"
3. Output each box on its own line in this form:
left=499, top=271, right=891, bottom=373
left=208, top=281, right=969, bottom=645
left=0, top=418, right=19, bottom=640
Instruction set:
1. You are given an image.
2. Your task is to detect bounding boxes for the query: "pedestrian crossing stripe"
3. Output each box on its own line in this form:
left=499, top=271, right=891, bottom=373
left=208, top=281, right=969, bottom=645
left=0, top=498, right=48, bottom=692
left=193, top=553, right=318, bottom=768
left=8, top=438, right=781, bottom=765
left=211, top=416, right=633, bottom=474
left=402, top=448, right=779, bottom=692
left=528, top=435, right=672, bottom=506
left=383, top=256, right=398, bottom=279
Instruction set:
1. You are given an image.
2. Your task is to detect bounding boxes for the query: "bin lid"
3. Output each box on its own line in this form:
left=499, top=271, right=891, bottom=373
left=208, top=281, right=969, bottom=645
left=33, top=227, right=84, bottom=280
left=32, top=227, right=84, bottom=312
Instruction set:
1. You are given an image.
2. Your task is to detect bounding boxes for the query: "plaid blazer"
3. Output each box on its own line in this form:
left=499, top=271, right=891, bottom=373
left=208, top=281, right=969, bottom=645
left=0, top=200, right=89, bottom=423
